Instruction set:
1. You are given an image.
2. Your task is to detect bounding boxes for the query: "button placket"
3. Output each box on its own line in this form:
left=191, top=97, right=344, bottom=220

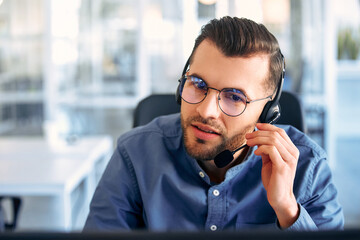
left=205, top=186, right=225, bottom=231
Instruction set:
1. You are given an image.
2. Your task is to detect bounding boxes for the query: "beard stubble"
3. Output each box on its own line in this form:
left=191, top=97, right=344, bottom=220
left=181, top=114, right=255, bottom=161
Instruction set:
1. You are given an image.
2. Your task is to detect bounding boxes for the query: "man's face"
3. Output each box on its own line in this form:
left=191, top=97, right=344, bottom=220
left=181, top=40, right=271, bottom=161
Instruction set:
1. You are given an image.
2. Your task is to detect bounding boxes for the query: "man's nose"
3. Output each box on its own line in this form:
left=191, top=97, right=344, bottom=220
left=195, top=89, right=222, bottom=119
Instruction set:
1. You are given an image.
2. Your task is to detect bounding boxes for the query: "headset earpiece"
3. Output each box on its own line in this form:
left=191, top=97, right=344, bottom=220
left=176, top=58, right=191, bottom=105
left=175, top=84, right=181, bottom=105
left=259, top=102, right=281, bottom=124
left=259, top=54, right=285, bottom=124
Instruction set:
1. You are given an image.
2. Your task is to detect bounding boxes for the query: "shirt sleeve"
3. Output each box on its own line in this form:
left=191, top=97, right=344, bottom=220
left=279, top=204, right=317, bottom=230
left=279, top=157, right=344, bottom=231
left=83, top=141, right=145, bottom=231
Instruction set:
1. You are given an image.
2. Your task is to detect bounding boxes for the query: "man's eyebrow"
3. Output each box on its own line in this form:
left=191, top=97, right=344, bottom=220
left=188, top=72, right=205, bottom=81
left=188, top=72, right=251, bottom=100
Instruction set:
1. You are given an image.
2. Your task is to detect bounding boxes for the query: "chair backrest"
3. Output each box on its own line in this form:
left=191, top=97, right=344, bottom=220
left=277, top=91, right=305, bottom=132
left=133, top=94, right=181, bottom=128
left=133, top=91, right=305, bottom=132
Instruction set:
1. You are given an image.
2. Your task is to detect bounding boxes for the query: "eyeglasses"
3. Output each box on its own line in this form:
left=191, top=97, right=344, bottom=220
left=178, top=75, right=274, bottom=117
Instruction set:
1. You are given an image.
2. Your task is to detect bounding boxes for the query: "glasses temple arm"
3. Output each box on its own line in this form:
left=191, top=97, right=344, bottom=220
left=246, top=95, right=273, bottom=104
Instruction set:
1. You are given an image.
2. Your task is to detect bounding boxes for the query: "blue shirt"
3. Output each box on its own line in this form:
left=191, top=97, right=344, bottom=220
left=84, top=114, right=344, bottom=231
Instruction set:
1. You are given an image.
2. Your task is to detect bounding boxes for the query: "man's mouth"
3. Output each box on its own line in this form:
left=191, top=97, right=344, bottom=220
left=193, top=125, right=219, bottom=134
left=191, top=123, right=221, bottom=140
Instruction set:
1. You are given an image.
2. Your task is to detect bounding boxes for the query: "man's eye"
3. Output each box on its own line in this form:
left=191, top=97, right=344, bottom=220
left=195, top=82, right=206, bottom=90
left=230, top=94, right=242, bottom=102
left=223, top=91, right=245, bottom=103
left=191, top=78, right=207, bottom=90
left=228, top=94, right=243, bottom=102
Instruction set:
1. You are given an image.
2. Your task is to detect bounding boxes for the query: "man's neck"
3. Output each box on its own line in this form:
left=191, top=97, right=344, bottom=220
left=198, top=146, right=250, bottom=184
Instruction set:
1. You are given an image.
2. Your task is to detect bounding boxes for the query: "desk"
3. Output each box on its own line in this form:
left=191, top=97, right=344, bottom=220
left=0, top=136, right=113, bottom=231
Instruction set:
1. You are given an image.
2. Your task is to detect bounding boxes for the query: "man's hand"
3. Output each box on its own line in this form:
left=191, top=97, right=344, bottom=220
left=245, top=123, right=300, bottom=228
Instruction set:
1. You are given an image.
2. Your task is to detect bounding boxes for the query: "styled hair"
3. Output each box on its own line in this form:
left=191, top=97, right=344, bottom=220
left=189, top=16, right=283, bottom=91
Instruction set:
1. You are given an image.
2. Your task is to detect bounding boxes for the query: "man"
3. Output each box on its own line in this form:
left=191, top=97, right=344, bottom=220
left=84, top=17, right=343, bottom=231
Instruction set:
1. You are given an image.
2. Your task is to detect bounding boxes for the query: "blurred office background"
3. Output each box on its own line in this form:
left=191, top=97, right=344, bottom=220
left=0, top=0, right=359, bottom=231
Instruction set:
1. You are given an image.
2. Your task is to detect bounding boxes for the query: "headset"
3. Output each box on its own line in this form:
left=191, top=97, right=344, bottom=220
left=176, top=53, right=285, bottom=124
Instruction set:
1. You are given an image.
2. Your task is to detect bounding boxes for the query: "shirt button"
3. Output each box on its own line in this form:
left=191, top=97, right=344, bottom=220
left=210, top=225, right=217, bottom=231
left=213, top=189, right=220, bottom=196
left=199, top=171, right=205, bottom=178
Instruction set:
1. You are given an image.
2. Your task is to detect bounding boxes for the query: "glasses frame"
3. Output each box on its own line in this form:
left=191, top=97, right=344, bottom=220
left=178, top=75, right=274, bottom=117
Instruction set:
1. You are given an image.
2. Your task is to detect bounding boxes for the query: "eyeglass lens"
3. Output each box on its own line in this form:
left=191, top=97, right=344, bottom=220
left=180, top=76, right=247, bottom=117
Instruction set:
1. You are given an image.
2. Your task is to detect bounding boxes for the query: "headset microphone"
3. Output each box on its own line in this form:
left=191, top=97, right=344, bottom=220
left=214, top=144, right=248, bottom=168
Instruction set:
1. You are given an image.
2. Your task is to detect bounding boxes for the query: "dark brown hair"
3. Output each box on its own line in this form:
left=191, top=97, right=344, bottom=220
left=189, top=16, right=283, bottom=91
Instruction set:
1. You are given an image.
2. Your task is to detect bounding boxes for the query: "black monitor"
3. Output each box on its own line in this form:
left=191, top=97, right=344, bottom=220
left=0, top=230, right=359, bottom=240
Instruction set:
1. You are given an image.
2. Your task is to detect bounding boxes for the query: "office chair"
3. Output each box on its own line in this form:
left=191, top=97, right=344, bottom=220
left=133, top=91, right=305, bottom=132
left=133, top=94, right=181, bottom=128
left=277, top=91, right=306, bottom=132
left=0, top=197, right=22, bottom=231
left=0, top=205, right=3, bottom=232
